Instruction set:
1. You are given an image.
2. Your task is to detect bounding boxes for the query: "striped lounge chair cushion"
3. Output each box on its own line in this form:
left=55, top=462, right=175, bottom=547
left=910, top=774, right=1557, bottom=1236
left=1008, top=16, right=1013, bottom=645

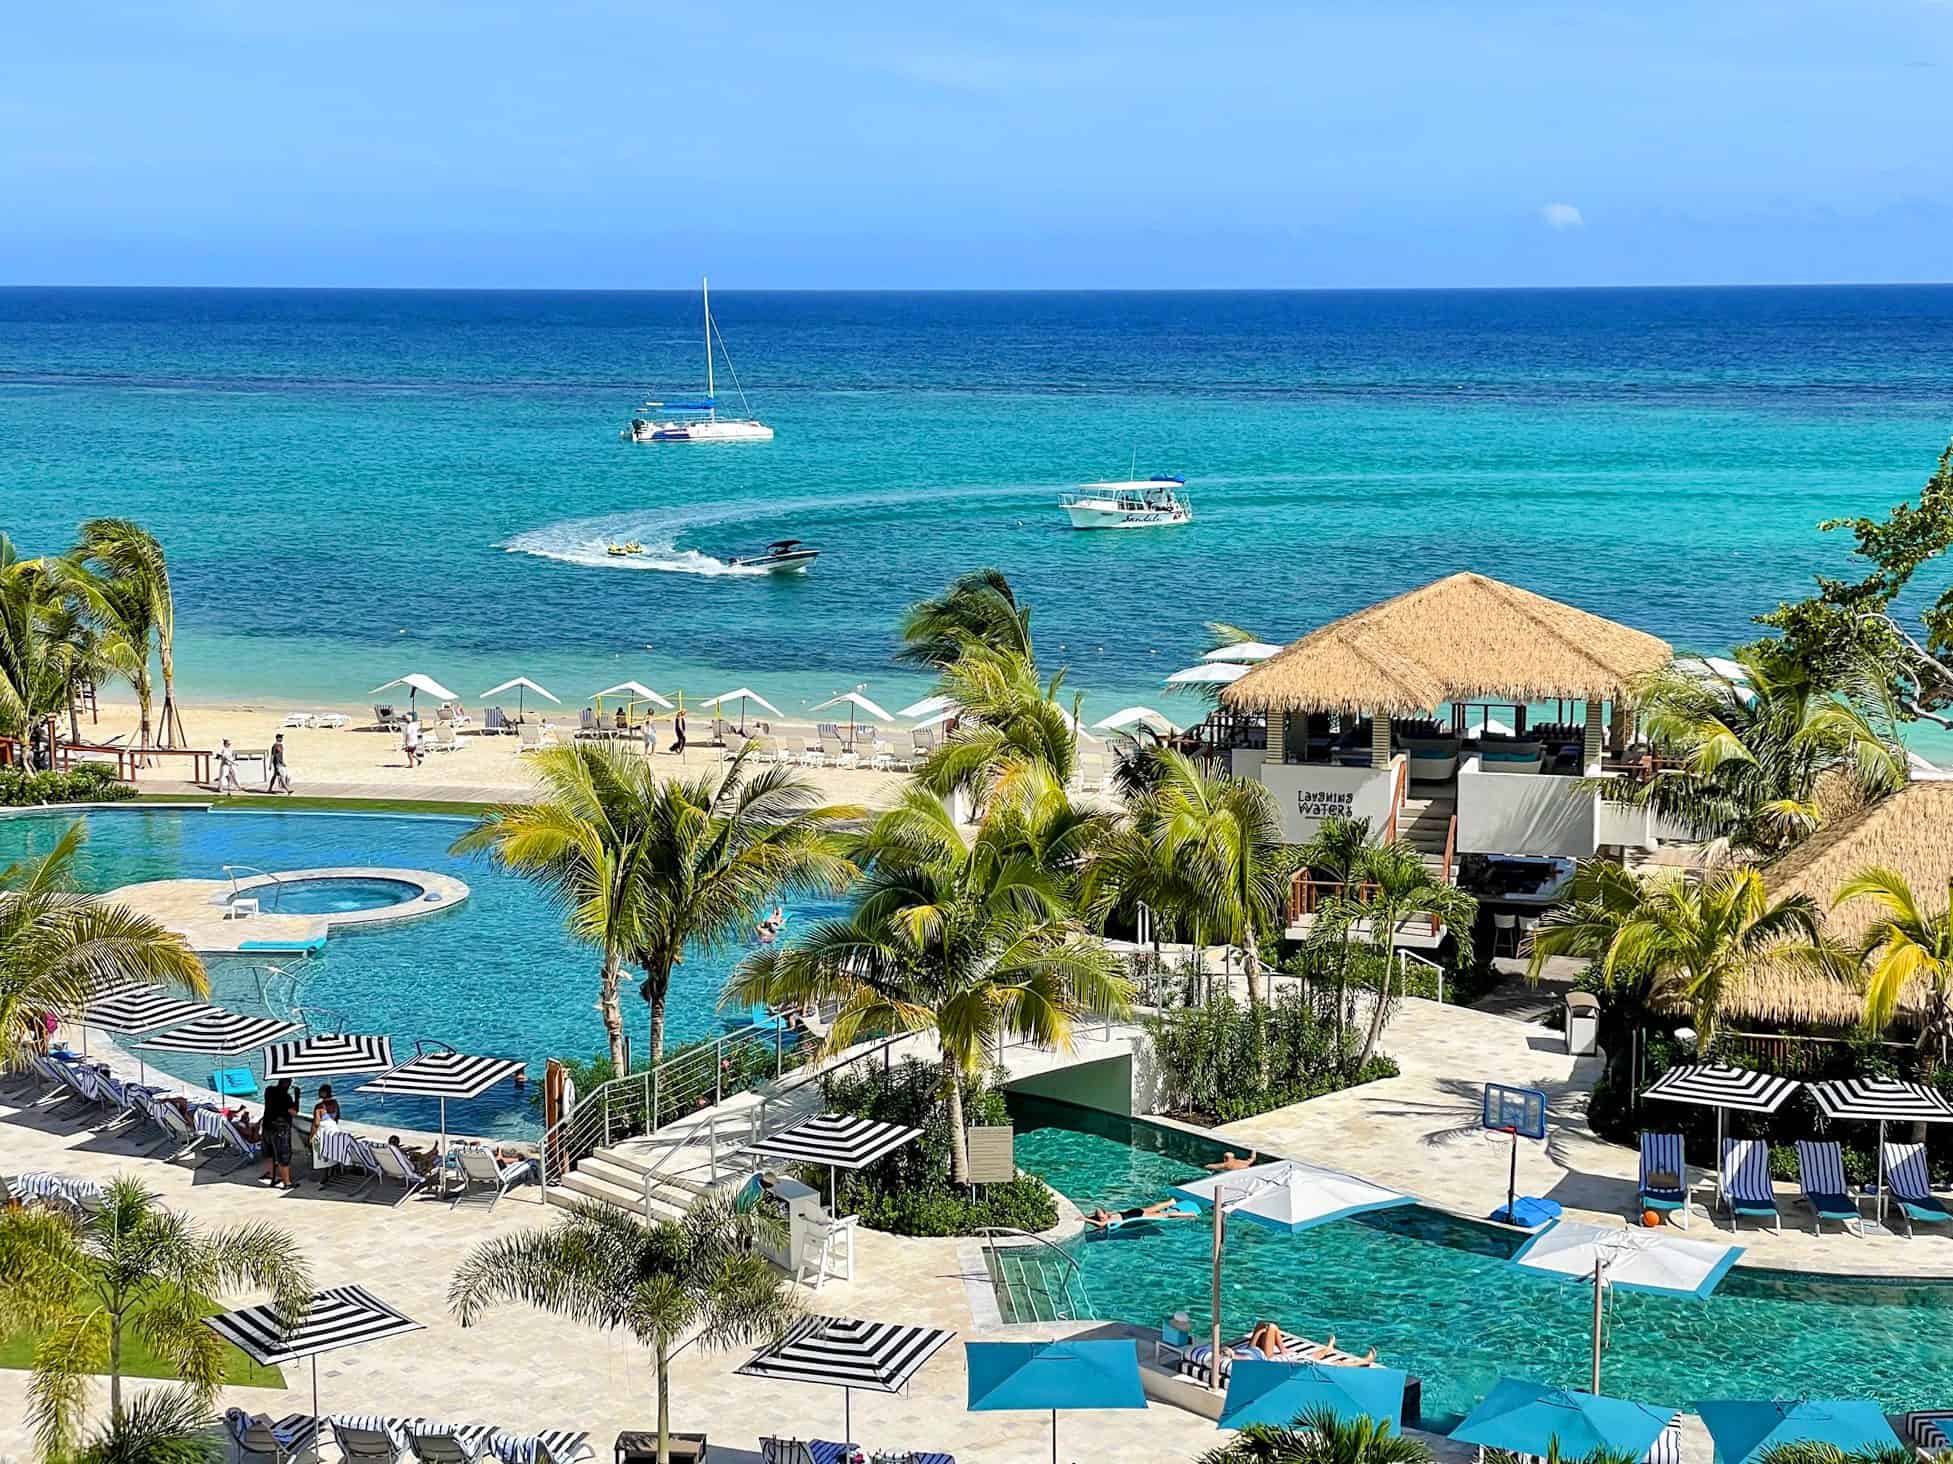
left=1179, top=1331, right=1312, bottom=1382
left=1905, top=1411, right=1953, bottom=1451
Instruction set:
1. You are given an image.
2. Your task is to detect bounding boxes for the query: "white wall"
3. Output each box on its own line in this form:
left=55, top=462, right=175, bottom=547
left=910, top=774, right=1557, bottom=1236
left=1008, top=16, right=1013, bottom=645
left=1456, top=756, right=1598, bottom=857
left=1255, top=757, right=1402, bottom=843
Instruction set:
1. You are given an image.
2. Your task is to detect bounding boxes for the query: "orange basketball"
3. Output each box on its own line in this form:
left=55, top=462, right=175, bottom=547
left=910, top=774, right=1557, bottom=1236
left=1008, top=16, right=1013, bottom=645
left=1641, top=1209, right=1662, bottom=1228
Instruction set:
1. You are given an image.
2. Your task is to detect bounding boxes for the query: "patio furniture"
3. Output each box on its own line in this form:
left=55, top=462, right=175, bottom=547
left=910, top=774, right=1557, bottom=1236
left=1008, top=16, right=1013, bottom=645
left=372, top=1142, right=432, bottom=1204
left=409, top=1426, right=486, bottom=1463
left=1793, top=1140, right=1862, bottom=1235
left=615, top=1430, right=707, bottom=1463
left=1155, top=1313, right=1193, bottom=1365
left=1884, top=1142, right=1950, bottom=1237
left=1718, top=1138, right=1782, bottom=1233
left=795, top=1213, right=859, bottom=1291
left=333, top=1418, right=407, bottom=1463
left=1637, top=1132, right=1690, bottom=1229
left=226, top=1408, right=322, bottom=1464
left=451, top=1144, right=536, bottom=1209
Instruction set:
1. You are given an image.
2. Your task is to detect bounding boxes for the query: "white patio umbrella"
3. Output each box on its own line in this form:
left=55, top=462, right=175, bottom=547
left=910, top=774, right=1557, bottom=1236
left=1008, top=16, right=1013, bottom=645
left=594, top=680, right=675, bottom=711
left=479, top=676, right=560, bottom=716
left=1165, top=662, right=1249, bottom=686
left=897, top=693, right=956, bottom=719
left=1092, top=706, right=1181, bottom=737
left=1202, top=642, right=1284, bottom=663
left=809, top=690, right=894, bottom=746
left=367, top=674, right=458, bottom=716
left=700, top=688, right=783, bottom=729
left=909, top=706, right=959, bottom=734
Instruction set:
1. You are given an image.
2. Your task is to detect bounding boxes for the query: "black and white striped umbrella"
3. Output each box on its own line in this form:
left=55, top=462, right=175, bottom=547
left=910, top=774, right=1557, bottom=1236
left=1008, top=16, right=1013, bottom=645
left=140, top=1009, right=304, bottom=1056
left=1642, top=1064, right=1799, bottom=1114
left=205, top=1284, right=423, bottom=1426
left=747, top=1113, right=921, bottom=1170
left=83, top=985, right=214, bottom=1034
left=264, top=1033, right=396, bottom=1081
left=359, top=1052, right=527, bottom=1100
left=1808, top=1077, right=1953, bottom=1124
left=737, top=1313, right=956, bottom=1440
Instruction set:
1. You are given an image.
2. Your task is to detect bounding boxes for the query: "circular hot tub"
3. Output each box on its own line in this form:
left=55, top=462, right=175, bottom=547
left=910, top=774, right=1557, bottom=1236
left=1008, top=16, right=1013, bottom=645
left=235, top=875, right=428, bottom=916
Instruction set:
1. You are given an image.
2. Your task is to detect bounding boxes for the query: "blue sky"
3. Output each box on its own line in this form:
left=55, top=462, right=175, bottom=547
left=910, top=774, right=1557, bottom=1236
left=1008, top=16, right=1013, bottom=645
left=4, top=1, right=1949, bottom=288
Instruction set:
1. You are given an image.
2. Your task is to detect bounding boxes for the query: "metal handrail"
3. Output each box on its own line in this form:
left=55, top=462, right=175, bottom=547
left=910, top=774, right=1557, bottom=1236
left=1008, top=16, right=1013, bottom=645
left=1397, top=949, right=1445, bottom=1005
left=222, top=863, right=286, bottom=911
left=976, top=1226, right=1091, bottom=1321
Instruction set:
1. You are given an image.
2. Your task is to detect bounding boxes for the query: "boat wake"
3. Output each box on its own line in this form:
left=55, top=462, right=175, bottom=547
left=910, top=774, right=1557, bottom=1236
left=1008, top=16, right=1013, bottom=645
left=502, top=513, right=774, bottom=577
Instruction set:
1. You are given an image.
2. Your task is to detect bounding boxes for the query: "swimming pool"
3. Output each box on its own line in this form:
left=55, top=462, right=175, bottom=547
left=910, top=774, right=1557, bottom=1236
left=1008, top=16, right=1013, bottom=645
left=2, top=808, right=838, bottom=1138
left=241, top=875, right=427, bottom=915
left=1006, top=1095, right=1953, bottom=1425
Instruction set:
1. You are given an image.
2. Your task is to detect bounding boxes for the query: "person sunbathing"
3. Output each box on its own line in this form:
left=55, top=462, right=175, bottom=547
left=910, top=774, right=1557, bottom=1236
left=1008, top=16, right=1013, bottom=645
left=1084, top=1199, right=1196, bottom=1229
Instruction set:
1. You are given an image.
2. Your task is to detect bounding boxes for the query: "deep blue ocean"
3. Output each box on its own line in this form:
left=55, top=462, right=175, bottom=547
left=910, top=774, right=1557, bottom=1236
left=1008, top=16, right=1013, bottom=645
left=5, top=285, right=1951, bottom=738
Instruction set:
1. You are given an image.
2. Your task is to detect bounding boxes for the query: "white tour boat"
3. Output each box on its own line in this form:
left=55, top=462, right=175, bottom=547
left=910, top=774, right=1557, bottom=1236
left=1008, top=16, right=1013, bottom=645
left=1059, top=473, right=1192, bottom=530
left=624, top=278, right=774, bottom=443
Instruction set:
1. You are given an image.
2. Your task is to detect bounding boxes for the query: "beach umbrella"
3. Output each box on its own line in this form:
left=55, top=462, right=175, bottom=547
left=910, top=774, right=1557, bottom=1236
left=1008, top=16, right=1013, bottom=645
left=263, top=1033, right=396, bottom=1082
left=204, top=1285, right=424, bottom=1432
left=1642, top=1065, right=1799, bottom=1200
left=1092, top=705, right=1181, bottom=737
left=1512, top=1218, right=1742, bottom=1390
left=1202, top=641, right=1284, bottom=663
left=909, top=706, right=959, bottom=734
left=745, top=1112, right=921, bottom=1210
left=82, top=986, right=218, bottom=1079
left=1217, top=1358, right=1409, bottom=1431
left=1694, top=1399, right=1901, bottom=1464
left=479, top=676, right=559, bottom=717
left=897, top=693, right=955, bottom=719
left=358, top=1049, right=527, bottom=1191
left=594, top=680, right=676, bottom=716
left=1453, top=1379, right=1678, bottom=1462
left=1807, top=1077, right=1953, bottom=1227
left=1165, top=662, right=1248, bottom=686
left=808, top=689, right=894, bottom=746
left=699, top=687, right=783, bottom=729
left=367, top=674, right=458, bottom=716
left=965, top=1339, right=1146, bottom=1464
left=139, top=1008, right=305, bottom=1094
left=736, top=1313, right=955, bottom=1444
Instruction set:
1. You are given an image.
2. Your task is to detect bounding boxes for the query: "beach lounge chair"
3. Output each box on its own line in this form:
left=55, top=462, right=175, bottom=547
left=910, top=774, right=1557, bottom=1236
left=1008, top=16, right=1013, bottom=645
left=314, top=712, right=348, bottom=729
left=911, top=727, right=937, bottom=757
left=1903, top=1411, right=1953, bottom=1457
left=205, top=1114, right=263, bottom=1173
left=1719, top=1137, right=1781, bottom=1233
left=516, top=723, right=556, bottom=754
left=331, top=1417, right=406, bottom=1463
left=137, top=1093, right=204, bottom=1161
left=226, top=1409, right=322, bottom=1464
left=798, top=737, right=825, bottom=768
left=1178, top=1328, right=1352, bottom=1385
left=450, top=1145, right=536, bottom=1210
left=281, top=712, right=313, bottom=729
left=1638, top=1132, right=1690, bottom=1228
left=41, top=1058, right=101, bottom=1115
left=371, top=1142, right=432, bottom=1204
left=1793, top=1140, right=1862, bottom=1235
left=426, top=725, right=459, bottom=754
left=408, top=1426, right=484, bottom=1463
left=1884, top=1142, right=1950, bottom=1238
left=373, top=704, right=403, bottom=729
left=818, top=726, right=855, bottom=769
left=868, top=736, right=896, bottom=771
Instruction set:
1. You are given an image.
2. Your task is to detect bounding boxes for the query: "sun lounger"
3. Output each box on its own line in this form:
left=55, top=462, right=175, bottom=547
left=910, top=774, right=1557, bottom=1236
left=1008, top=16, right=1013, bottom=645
left=332, top=1416, right=410, bottom=1462
left=373, top=704, right=404, bottom=729
left=451, top=1145, right=536, bottom=1210
left=42, top=1057, right=102, bottom=1114
left=1884, top=1142, right=1950, bottom=1238
left=516, top=723, right=557, bottom=754
left=798, top=737, right=825, bottom=768
left=227, top=1409, right=322, bottom=1464
left=489, top=1429, right=594, bottom=1464
left=371, top=1142, right=432, bottom=1204
left=207, top=1114, right=264, bottom=1173
left=1719, top=1137, right=1781, bottom=1233
left=1638, top=1132, right=1690, bottom=1228
left=1903, top=1411, right=1953, bottom=1457
left=281, top=712, right=313, bottom=729
left=409, top=1426, right=485, bottom=1463
left=426, top=725, right=460, bottom=754
left=1793, top=1140, right=1861, bottom=1235
left=1178, top=1329, right=1360, bottom=1385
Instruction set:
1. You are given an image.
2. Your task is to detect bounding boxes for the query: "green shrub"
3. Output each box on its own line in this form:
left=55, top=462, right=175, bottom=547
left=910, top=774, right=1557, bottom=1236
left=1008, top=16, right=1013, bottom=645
left=0, top=764, right=135, bottom=807
left=1146, top=991, right=1399, bottom=1124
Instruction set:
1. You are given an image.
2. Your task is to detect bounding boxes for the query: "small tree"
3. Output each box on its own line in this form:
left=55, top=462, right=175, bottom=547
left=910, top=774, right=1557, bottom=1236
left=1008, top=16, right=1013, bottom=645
left=1197, top=1405, right=1434, bottom=1464
left=1836, top=866, right=1953, bottom=1065
left=450, top=1192, right=798, bottom=1464
left=68, top=1386, right=222, bottom=1464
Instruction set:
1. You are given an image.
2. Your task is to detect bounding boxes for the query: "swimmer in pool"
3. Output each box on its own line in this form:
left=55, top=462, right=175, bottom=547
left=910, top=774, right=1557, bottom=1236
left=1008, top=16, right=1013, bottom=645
left=1084, top=1199, right=1197, bottom=1229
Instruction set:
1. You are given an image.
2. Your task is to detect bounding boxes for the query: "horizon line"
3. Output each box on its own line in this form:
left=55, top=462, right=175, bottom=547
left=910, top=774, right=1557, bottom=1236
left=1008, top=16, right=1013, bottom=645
left=2, top=280, right=1952, bottom=296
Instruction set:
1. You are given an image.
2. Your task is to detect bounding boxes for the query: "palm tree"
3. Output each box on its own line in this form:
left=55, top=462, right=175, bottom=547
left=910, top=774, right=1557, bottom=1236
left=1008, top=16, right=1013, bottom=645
left=1, top=821, right=208, bottom=1071
left=1752, top=1444, right=1913, bottom=1464
left=1834, top=866, right=1953, bottom=1062
left=731, top=786, right=1131, bottom=1182
left=450, top=1191, right=797, bottom=1464
left=1526, top=865, right=1829, bottom=1046
left=915, top=643, right=1081, bottom=814
left=457, top=745, right=858, bottom=1068
left=71, top=520, right=184, bottom=746
left=0, top=1177, right=311, bottom=1460
left=67, top=1386, right=221, bottom=1464
left=0, top=537, right=74, bottom=751
left=896, top=568, right=1032, bottom=668
left=1197, top=1405, right=1434, bottom=1464
left=1308, top=841, right=1478, bottom=1071
left=1622, top=647, right=1903, bottom=856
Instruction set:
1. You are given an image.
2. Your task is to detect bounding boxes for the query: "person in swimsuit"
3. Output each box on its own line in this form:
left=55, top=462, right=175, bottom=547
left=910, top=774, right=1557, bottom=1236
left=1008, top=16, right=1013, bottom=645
left=1084, top=1199, right=1196, bottom=1229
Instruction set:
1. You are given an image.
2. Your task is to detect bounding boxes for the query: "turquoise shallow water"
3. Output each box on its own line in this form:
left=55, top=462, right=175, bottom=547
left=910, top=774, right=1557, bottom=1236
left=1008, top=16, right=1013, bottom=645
left=1007, top=1096, right=1953, bottom=1426
left=2, top=808, right=835, bottom=1136
left=6, top=285, right=1953, bottom=753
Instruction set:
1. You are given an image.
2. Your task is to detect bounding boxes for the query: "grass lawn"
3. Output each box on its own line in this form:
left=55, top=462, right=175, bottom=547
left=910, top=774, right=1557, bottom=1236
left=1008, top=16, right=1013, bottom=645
left=1, top=1311, right=285, bottom=1389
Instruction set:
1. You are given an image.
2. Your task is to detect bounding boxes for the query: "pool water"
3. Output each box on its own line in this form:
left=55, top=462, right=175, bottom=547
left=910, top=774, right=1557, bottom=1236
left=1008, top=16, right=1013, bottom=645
left=249, top=875, right=425, bottom=915
left=3, top=809, right=839, bottom=1138
left=1007, top=1095, right=1953, bottom=1425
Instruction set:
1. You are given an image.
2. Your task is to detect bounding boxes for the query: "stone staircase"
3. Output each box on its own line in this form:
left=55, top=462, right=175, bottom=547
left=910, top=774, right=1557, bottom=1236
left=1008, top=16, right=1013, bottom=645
left=1396, top=794, right=1455, bottom=875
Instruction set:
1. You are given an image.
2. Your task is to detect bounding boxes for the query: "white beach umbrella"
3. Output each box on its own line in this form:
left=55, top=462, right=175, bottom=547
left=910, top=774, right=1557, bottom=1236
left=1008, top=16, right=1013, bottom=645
left=1202, top=642, right=1284, bottom=664
left=367, top=673, right=458, bottom=714
left=1093, top=705, right=1181, bottom=737
left=910, top=706, right=959, bottom=733
left=700, top=688, right=783, bottom=726
left=808, top=690, right=895, bottom=744
left=479, top=676, right=560, bottom=716
left=897, top=693, right=956, bottom=719
left=594, top=680, right=675, bottom=711
left=1173, top=1159, right=1413, bottom=1235
left=1165, top=662, right=1248, bottom=686
left=1513, top=1219, right=1741, bottom=1299
left=1058, top=707, right=1101, bottom=744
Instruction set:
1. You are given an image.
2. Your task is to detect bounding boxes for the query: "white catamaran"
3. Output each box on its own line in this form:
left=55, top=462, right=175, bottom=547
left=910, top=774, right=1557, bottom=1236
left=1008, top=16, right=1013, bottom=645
left=624, top=278, right=774, bottom=443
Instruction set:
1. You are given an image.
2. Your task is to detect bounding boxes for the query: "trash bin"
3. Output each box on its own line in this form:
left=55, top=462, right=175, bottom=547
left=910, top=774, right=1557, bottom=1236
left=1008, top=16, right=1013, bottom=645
left=1565, top=991, right=1600, bottom=1056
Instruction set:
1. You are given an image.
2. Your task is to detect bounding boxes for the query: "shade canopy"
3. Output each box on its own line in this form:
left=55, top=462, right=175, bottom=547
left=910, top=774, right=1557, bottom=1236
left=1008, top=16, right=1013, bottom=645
left=359, top=1051, right=526, bottom=1100
left=909, top=706, right=960, bottom=733
left=203, top=1285, right=423, bottom=1366
left=83, top=986, right=215, bottom=1034
left=1217, top=1358, right=1408, bottom=1431
left=736, top=1314, right=954, bottom=1396
left=1221, top=572, right=1672, bottom=716
left=479, top=676, right=560, bottom=703
left=1808, top=1077, right=1953, bottom=1124
left=965, top=1339, right=1146, bottom=1414
left=897, top=694, right=956, bottom=719
left=1092, top=705, right=1181, bottom=736
left=745, top=1113, right=921, bottom=1171
left=1202, top=641, right=1284, bottom=663
left=1165, top=662, right=1249, bottom=686
left=1173, top=1158, right=1413, bottom=1234
left=263, top=1033, right=397, bottom=1082
left=1512, top=1219, right=1742, bottom=1299
left=1694, top=1399, right=1902, bottom=1464
left=1453, top=1380, right=1677, bottom=1460
left=140, top=1009, right=304, bottom=1056
left=699, top=687, right=783, bottom=717
left=1642, top=1065, right=1799, bottom=1115
left=809, top=691, right=895, bottom=723
left=368, top=674, right=458, bottom=701
left=594, top=680, right=675, bottom=709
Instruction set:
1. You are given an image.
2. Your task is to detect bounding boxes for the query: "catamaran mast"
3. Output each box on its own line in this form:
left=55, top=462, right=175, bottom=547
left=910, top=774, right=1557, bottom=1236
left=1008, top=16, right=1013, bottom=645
left=702, top=276, right=715, bottom=420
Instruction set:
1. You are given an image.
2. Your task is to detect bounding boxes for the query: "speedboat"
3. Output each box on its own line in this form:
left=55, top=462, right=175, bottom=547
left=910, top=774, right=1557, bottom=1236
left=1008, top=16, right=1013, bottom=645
left=1060, top=474, right=1192, bottom=529
left=623, top=278, right=775, bottom=443
left=730, top=539, right=818, bottom=573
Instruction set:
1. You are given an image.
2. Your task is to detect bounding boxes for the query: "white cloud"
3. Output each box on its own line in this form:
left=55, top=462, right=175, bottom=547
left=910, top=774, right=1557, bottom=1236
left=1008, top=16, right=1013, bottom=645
left=1540, top=203, right=1585, bottom=231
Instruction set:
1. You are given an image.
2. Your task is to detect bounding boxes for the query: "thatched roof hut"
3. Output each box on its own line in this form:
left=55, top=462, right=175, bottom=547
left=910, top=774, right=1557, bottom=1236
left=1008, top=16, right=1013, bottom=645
left=1219, top=572, right=1673, bottom=715
left=1719, top=781, right=1953, bottom=1029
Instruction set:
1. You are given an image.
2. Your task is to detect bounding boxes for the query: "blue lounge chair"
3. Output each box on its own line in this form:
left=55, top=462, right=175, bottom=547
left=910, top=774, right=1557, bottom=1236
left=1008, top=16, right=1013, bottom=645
left=1719, top=1138, right=1781, bottom=1233
left=1793, top=1141, right=1861, bottom=1235
left=1638, top=1132, right=1690, bottom=1229
left=1884, top=1142, right=1949, bottom=1238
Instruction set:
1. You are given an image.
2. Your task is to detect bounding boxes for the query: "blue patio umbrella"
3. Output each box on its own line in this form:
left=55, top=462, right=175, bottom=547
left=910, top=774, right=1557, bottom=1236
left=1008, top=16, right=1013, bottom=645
left=1695, top=1399, right=1901, bottom=1464
left=1451, top=1379, right=1676, bottom=1461
left=965, top=1339, right=1146, bottom=1464
left=1219, top=1358, right=1409, bottom=1432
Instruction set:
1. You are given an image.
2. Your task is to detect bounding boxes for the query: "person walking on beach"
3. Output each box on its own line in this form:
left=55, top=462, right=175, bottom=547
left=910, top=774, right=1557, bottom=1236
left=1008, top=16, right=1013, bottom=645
left=402, top=716, right=421, bottom=769
left=214, top=738, right=242, bottom=795
left=641, top=715, right=657, bottom=757
left=671, top=707, right=687, bottom=757
left=266, top=733, right=293, bottom=793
